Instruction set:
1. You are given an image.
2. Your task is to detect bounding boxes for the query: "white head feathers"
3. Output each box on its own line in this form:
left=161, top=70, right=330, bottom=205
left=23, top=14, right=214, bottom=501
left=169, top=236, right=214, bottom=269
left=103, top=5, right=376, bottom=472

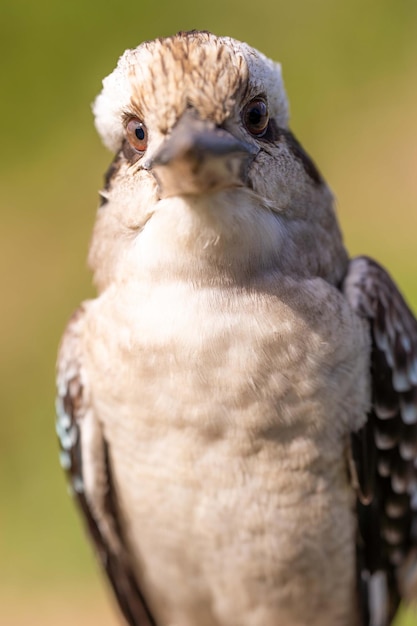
left=93, top=32, right=289, bottom=153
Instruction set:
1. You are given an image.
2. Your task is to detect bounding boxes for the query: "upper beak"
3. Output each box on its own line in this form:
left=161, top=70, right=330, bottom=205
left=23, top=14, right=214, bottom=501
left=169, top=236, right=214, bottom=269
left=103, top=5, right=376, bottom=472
left=144, top=109, right=258, bottom=197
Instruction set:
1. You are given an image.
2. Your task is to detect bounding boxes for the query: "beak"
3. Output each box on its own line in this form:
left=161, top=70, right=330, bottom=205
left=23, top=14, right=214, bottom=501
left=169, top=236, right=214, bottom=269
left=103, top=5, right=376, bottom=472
left=144, top=109, right=258, bottom=197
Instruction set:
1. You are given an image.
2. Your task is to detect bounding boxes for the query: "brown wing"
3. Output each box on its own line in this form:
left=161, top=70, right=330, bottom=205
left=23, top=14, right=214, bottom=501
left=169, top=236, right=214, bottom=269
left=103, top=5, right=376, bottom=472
left=56, top=305, right=157, bottom=626
left=343, top=256, right=417, bottom=626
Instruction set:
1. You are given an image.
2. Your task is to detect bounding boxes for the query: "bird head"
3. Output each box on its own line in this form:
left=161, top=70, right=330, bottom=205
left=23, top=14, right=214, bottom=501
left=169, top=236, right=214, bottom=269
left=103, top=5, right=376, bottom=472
left=89, top=31, right=347, bottom=289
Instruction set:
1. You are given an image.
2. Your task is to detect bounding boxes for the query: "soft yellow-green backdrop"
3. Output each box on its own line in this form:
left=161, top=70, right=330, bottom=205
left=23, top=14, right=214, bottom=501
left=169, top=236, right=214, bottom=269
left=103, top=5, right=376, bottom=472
left=1, top=0, right=417, bottom=624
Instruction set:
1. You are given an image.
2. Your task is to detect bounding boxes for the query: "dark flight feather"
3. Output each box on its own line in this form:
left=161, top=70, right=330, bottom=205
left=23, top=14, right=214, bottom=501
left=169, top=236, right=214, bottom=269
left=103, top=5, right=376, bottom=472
left=344, top=256, right=417, bottom=626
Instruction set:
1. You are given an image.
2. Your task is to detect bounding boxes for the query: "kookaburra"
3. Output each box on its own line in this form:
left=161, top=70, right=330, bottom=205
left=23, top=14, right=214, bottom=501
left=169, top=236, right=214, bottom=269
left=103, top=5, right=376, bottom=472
left=56, top=31, right=417, bottom=626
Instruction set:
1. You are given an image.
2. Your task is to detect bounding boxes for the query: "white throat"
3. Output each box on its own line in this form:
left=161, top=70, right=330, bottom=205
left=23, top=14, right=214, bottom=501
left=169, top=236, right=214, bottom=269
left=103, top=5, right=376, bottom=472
left=127, top=190, right=285, bottom=284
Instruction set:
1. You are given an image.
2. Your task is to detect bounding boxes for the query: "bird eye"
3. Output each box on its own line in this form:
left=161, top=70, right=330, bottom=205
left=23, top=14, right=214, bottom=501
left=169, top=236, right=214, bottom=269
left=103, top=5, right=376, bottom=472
left=126, top=118, right=148, bottom=153
left=242, top=99, right=269, bottom=137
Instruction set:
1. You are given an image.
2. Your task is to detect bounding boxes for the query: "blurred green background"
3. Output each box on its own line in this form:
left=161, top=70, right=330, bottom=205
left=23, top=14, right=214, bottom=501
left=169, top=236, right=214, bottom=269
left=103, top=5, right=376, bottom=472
left=1, top=0, right=417, bottom=624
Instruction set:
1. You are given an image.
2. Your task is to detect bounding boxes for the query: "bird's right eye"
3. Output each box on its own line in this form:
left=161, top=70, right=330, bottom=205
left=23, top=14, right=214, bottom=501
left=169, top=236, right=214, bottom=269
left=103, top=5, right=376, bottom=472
left=126, top=118, right=148, bottom=153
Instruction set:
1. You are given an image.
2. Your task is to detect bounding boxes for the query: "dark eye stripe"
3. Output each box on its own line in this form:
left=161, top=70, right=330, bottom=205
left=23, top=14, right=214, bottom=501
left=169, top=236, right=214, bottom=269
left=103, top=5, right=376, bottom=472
left=260, top=119, right=323, bottom=186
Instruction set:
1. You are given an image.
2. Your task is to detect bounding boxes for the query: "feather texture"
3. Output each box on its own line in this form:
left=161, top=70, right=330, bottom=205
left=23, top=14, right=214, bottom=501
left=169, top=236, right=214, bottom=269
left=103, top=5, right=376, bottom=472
left=344, top=256, right=417, bottom=625
left=56, top=305, right=157, bottom=626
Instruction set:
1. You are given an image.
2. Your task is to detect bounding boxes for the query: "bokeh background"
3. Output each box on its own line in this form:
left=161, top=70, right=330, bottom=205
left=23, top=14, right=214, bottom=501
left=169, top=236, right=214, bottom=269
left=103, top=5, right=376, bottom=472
left=1, top=0, right=417, bottom=624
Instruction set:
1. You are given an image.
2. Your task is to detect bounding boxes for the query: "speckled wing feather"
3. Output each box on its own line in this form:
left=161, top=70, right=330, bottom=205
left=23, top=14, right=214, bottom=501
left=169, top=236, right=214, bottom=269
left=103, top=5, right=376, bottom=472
left=56, top=305, right=157, bottom=626
left=343, top=256, right=417, bottom=626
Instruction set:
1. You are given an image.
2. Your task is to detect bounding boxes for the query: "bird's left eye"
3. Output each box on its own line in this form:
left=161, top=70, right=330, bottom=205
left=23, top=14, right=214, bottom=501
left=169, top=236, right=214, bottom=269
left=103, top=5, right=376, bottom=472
left=242, top=99, right=269, bottom=137
left=126, top=118, right=148, bottom=153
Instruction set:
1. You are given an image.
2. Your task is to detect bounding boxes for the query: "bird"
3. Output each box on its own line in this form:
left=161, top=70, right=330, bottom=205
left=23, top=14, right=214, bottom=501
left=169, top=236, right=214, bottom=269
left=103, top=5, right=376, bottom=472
left=55, top=30, right=417, bottom=626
